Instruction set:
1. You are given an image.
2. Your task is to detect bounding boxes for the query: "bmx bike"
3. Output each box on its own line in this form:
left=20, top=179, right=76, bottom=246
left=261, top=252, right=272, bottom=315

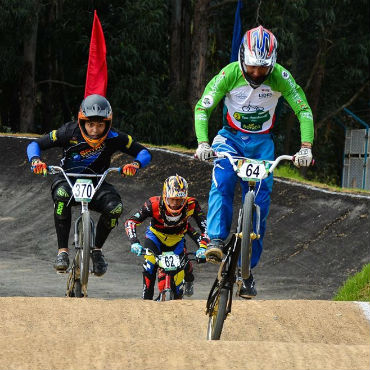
left=206, top=152, right=294, bottom=340
left=48, top=165, right=121, bottom=298
left=141, top=248, right=203, bottom=301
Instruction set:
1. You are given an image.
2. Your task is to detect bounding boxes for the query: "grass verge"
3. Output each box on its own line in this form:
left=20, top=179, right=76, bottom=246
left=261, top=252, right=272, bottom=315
left=333, top=264, right=370, bottom=301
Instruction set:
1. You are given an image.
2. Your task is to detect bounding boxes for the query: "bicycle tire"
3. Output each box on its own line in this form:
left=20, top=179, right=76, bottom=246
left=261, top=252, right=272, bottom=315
left=241, top=192, right=254, bottom=279
left=74, top=279, right=83, bottom=297
left=80, top=211, right=91, bottom=287
left=207, top=287, right=229, bottom=340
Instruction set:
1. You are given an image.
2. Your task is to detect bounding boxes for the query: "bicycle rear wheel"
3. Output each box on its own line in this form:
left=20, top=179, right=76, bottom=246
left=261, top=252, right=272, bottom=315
left=80, top=211, right=91, bottom=288
left=207, top=287, right=229, bottom=340
left=241, top=192, right=254, bottom=279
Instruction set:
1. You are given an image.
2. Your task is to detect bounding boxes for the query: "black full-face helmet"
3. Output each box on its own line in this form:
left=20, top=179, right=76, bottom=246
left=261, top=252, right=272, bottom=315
left=78, top=94, right=112, bottom=148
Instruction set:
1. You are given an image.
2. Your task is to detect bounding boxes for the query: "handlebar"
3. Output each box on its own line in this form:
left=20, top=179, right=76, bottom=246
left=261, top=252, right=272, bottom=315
left=214, top=151, right=293, bottom=178
left=47, top=165, right=122, bottom=194
left=140, top=248, right=206, bottom=264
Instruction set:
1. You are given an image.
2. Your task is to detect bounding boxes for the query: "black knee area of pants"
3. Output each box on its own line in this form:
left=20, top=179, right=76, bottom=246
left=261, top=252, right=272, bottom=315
left=99, top=198, right=123, bottom=230
left=52, top=183, right=72, bottom=221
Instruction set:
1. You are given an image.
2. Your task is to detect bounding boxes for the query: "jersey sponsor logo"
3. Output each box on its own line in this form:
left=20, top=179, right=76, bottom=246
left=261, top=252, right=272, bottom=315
left=282, top=70, right=290, bottom=79
left=233, top=108, right=270, bottom=131
left=79, top=143, right=104, bottom=159
left=233, top=112, right=242, bottom=120
left=235, top=91, right=249, bottom=100
left=258, top=92, right=273, bottom=98
left=241, top=122, right=264, bottom=131
left=242, top=104, right=264, bottom=113
left=202, top=94, right=214, bottom=108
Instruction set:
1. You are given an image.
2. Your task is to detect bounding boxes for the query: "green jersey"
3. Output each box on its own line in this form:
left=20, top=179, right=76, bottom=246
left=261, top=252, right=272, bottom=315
left=194, top=62, right=314, bottom=144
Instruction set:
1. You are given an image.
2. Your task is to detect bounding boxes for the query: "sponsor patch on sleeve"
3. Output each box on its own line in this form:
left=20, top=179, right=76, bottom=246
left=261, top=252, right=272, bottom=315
left=282, top=70, right=290, bottom=79
left=125, top=135, right=133, bottom=149
left=49, top=130, right=58, bottom=142
left=202, top=94, right=214, bottom=108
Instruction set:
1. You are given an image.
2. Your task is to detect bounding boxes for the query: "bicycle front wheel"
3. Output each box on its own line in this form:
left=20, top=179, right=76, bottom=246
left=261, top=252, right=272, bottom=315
left=241, top=192, right=254, bottom=279
left=80, top=211, right=91, bottom=287
left=207, top=288, right=229, bottom=340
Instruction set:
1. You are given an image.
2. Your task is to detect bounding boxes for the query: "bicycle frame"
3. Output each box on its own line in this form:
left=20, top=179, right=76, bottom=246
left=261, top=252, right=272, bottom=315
left=48, top=166, right=121, bottom=297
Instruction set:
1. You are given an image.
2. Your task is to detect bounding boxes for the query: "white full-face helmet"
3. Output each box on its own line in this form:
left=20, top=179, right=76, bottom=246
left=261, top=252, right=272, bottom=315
left=238, top=25, right=277, bottom=88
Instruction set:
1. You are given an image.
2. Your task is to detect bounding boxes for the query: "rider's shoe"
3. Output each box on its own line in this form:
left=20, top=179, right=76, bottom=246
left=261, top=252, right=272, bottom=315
left=54, top=251, right=70, bottom=272
left=92, top=249, right=108, bottom=277
left=239, top=273, right=257, bottom=299
left=184, top=281, right=194, bottom=297
left=205, top=239, right=224, bottom=264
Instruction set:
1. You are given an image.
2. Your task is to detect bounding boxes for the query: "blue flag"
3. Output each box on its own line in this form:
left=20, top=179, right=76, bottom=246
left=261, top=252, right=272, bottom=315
left=230, top=0, right=243, bottom=62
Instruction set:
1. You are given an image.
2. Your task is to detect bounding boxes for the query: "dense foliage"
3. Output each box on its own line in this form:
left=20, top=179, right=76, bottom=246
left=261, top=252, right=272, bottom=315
left=0, top=0, right=369, bottom=185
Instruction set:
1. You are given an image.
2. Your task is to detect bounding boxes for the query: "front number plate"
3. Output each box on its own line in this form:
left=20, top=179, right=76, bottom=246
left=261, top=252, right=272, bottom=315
left=158, top=252, right=180, bottom=271
left=72, top=179, right=95, bottom=202
left=237, top=160, right=267, bottom=181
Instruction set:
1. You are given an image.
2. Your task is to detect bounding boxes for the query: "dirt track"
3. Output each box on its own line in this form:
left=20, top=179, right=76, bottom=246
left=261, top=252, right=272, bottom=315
left=0, top=136, right=369, bottom=369
left=0, top=298, right=369, bottom=370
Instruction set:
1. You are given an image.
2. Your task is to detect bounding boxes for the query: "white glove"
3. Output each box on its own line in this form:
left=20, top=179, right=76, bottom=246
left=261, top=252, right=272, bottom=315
left=294, top=147, right=313, bottom=167
left=195, top=142, right=213, bottom=161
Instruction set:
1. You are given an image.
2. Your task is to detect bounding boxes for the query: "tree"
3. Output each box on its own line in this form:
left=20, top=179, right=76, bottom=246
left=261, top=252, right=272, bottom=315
left=188, top=0, right=211, bottom=110
left=19, top=0, right=40, bottom=133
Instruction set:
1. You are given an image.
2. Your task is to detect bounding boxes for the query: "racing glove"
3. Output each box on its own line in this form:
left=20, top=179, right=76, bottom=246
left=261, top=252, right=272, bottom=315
left=122, top=161, right=140, bottom=176
left=31, top=158, right=47, bottom=176
left=130, top=242, right=143, bottom=256
left=293, top=147, right=313, bottom=168
left=195, top=246, right=207, bottom=261
left=195, top=142, right=214, bottom=161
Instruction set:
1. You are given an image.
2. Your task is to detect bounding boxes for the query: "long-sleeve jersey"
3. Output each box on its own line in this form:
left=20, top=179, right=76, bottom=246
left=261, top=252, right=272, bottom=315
left=125, top=196, right=208, bottom=247
left=26, top=121, right=151, bottom=174
left=195, top=62, right=314, bottom=144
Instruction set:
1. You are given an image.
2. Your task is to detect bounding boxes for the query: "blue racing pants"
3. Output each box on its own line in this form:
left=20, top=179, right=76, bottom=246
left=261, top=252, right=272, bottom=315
left=207, top=128, right=275, bottom=268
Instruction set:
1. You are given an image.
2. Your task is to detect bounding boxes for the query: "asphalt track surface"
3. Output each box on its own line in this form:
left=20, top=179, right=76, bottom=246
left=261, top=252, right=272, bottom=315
left=0, top=135, right=369, bottom=369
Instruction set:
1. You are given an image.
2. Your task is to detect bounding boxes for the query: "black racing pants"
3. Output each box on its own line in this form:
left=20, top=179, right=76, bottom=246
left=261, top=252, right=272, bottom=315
left=52, top=178, right=123, bottom=250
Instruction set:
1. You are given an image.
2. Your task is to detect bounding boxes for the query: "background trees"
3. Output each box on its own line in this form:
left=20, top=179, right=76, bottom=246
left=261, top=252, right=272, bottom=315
left=0, top=0, right=369, bottom=184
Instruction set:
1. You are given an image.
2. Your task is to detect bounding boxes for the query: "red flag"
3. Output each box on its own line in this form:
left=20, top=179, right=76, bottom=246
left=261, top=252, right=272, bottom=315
left=84, top=10, right=107, bottom=98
